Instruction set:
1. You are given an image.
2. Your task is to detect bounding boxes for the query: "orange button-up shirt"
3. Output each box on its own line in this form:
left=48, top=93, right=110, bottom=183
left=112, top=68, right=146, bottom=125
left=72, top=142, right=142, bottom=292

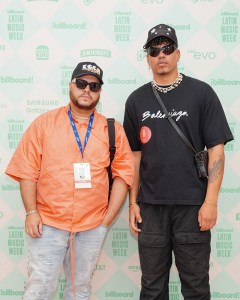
left=5, top=105, right=134, bottom=232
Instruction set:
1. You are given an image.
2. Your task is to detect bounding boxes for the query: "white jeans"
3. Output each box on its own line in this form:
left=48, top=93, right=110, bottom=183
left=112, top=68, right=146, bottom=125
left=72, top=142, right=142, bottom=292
left=23, top=224, right=108, bottom=300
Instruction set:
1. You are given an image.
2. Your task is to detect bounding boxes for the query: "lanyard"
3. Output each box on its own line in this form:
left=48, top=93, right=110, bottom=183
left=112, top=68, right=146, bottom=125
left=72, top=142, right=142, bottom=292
left=68, top=108, right=94, bottom=161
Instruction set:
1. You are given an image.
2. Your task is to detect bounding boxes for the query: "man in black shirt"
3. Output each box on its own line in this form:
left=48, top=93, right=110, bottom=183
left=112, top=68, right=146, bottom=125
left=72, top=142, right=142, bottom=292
left=123, top=24, right=233, bottom=300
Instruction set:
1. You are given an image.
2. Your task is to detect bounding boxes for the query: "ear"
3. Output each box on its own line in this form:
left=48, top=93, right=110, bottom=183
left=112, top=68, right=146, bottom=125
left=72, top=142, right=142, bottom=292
left=176, top=49, right=181, bottom=62
left=146, top=54, right=150, bottom=66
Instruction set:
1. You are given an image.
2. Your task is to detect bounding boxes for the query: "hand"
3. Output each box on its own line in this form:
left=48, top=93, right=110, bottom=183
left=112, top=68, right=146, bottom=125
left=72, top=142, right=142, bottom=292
left=25, top=213, right=43, bottom=238
left=198, top=202, right=217, bottom=231
left=129, top=203, right=142, bottom=236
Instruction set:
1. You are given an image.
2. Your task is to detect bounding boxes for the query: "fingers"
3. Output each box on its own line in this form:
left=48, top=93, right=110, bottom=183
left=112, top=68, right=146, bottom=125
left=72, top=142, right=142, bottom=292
left=129, top=204, right=142, bottom=235
left=25, top=214, right=43, bottom=238
left=198, top=213, right=216, bottom=231
left=198, top=203, right=217, bottom=231
left=200, top=221, right=216, bottom=231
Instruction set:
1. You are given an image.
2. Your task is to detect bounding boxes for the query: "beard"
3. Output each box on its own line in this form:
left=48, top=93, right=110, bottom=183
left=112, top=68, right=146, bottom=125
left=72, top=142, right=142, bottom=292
left=70, top=90, right=100, bottom=111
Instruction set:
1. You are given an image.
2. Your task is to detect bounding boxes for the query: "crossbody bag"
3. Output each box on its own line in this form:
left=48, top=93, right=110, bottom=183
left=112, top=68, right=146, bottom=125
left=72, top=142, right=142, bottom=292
left=151, top=84, right=208, bottom=180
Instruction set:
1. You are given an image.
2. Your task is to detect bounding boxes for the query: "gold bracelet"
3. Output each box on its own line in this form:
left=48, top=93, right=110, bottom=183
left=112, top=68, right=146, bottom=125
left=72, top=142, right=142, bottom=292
left=129, top=202, right=138, bottom=207
left=26, top=210, right=39, bottom=216
left=204, top=201, right=217, bottom=207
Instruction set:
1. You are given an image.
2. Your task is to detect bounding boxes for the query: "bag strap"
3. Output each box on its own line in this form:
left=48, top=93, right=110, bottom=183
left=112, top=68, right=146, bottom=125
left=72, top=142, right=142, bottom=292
left=107, top=118, right=116, bottom=163
left=151, top=84, right=197, bottom=155
left=107, top=118, right=116, bottom=197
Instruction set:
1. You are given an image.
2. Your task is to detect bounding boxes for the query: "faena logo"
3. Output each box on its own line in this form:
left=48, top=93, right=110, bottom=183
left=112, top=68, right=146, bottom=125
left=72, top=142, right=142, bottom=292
left=36, top=45, right=49, bottom=60
left=137, top=50, right=146, bottom=61
left=82, top=64, right=101, bottom=75
left=188, top=49, right=216, bottom=60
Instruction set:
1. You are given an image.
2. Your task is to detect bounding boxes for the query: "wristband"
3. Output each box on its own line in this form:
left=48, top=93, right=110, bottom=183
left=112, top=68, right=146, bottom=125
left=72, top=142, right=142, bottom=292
left=204, top=201, right=217, bottom=207
left=26, top=210, right=39, bottom=216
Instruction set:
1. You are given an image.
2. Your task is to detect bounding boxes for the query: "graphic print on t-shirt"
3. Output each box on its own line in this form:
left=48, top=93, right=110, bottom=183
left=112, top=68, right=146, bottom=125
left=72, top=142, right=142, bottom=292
left=142, top=109, right=188, bottom=122
left=140, top=126, right=152, bottom=144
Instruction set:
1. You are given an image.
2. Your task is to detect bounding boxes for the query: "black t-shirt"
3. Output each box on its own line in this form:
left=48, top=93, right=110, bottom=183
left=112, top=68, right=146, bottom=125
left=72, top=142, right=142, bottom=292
left=123, top=74, right=233, bottom=205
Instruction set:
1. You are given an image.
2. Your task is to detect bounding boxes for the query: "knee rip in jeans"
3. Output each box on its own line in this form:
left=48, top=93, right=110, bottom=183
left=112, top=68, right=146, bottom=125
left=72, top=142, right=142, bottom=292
left=42, top=257, right=55, bottom=268
left=76, top=284, right=90, bottom=297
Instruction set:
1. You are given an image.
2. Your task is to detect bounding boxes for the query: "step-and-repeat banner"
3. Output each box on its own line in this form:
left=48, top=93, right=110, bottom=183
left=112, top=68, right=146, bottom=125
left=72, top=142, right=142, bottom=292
left=0, top=0, right=239, bottom=299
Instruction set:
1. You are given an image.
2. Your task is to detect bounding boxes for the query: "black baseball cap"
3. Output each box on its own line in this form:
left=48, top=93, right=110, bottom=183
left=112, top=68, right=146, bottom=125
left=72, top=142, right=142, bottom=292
left=143, top=24, right=178, bottom=49
left=71, top=62, right=104, bottom=84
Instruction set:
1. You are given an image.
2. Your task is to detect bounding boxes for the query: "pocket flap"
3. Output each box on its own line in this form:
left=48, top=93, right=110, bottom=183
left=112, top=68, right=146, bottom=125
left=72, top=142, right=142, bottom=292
left=138, top=232, right=167, bottom=248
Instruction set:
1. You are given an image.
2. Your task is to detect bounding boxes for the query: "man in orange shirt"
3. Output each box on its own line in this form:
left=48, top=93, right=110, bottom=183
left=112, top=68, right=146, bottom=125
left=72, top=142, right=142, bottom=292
left=5, top=61, right=134, bottom=300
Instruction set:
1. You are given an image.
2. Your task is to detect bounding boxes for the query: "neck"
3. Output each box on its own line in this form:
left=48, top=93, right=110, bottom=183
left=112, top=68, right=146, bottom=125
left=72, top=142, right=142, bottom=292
left=70, top=105, right=94, bottom=120
left=154, top=72, right=179, bottom=86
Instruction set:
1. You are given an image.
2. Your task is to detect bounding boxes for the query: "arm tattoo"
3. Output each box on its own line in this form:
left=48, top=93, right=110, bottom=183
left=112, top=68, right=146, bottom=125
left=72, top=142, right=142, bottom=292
left=208, top=156, right=223, bottom=183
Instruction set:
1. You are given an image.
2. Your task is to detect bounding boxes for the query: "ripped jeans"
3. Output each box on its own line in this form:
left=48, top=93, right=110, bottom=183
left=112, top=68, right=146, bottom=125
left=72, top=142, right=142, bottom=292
left=23, top=224, right=108, bottom=300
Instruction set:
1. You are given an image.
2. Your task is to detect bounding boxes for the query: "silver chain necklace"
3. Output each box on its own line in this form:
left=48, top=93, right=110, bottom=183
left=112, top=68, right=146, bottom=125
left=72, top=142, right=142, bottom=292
left=152, top=73, right=183, bottom=93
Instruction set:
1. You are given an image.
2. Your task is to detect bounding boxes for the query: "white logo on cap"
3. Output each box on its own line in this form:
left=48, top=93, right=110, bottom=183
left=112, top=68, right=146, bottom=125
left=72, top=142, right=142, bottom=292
left=82, top=64, right=101, bottom=75
left=151, top=28, right=157, bottom=35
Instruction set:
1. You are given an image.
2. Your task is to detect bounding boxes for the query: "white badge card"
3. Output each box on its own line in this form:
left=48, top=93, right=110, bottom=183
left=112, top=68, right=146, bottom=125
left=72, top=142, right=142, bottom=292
left=74, top=163, right=91, bottom=188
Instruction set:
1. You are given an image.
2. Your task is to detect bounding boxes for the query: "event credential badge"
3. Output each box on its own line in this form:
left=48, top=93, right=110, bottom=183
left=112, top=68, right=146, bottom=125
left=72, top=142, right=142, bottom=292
left=74, top=163, right=91, bottom=188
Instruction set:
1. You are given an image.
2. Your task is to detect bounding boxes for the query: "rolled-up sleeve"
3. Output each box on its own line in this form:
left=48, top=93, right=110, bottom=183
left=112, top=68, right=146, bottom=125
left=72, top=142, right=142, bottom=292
left=5, top=119, right=43, bottom=182
left=111, top=123, right=134, bottom=188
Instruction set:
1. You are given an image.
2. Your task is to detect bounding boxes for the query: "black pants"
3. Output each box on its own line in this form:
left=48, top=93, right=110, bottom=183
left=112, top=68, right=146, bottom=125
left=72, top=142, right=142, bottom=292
left=138, top=203, right=211, bottom=300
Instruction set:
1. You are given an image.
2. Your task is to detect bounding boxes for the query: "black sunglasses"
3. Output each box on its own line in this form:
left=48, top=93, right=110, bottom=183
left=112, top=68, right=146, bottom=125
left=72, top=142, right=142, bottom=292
left=147, top=43, right=177, bottom=57
left=72, top=78, right=102, bottom=92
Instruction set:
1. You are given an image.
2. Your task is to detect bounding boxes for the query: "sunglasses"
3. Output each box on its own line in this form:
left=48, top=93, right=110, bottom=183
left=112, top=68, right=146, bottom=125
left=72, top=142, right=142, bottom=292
left=72, top=78, right=102, bottom=92
left=147, top=43, right=177, bottom=57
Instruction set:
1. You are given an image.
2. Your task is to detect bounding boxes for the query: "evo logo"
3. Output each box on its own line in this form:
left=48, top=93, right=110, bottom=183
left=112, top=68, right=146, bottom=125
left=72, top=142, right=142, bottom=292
left=189, top=50, right=216, bottom=60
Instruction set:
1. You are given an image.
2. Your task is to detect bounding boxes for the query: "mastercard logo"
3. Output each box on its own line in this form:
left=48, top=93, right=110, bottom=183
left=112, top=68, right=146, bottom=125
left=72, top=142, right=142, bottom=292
left=140, top=126, right=152, bottom=144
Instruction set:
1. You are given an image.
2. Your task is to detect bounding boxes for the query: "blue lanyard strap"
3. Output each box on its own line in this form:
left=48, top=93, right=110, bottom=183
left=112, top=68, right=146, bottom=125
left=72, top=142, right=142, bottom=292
left=68, top=108, right=94, bottom=160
